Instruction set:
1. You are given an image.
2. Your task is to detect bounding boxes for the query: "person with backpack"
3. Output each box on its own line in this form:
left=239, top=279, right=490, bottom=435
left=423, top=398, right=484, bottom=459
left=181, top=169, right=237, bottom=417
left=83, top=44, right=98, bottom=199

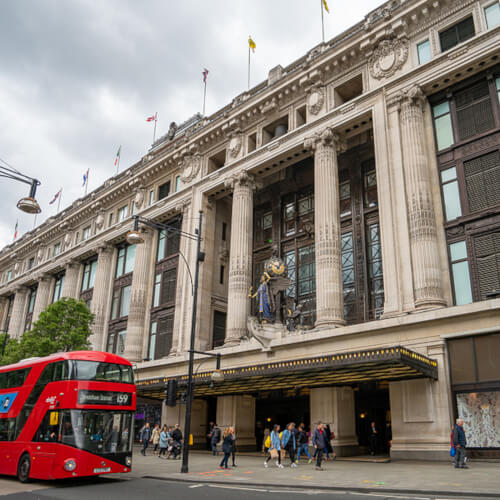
left=262, top=427, right=270, bottom=454
left=296, top=424, right=312, bottom=463
left=211, top=423, right=221, bottom=456
left=281, top=423, right=298, bottom=467
left=264, top=424, right=284, bottom=468
left=139, top=422, right=152, bottom=456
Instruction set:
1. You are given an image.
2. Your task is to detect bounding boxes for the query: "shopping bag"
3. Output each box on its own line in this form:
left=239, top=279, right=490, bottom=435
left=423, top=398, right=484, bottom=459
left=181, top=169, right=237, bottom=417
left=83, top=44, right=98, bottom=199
left=264, top=435, right=271, bottom=448
left=270, top=448, right=278, bottom=459
left=450, top=446, right=456, bottom=457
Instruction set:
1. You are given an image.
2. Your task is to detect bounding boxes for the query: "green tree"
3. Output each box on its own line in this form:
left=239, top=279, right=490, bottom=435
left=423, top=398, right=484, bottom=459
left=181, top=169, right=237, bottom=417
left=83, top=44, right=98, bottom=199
left=1, top=298, right=94, bottom=366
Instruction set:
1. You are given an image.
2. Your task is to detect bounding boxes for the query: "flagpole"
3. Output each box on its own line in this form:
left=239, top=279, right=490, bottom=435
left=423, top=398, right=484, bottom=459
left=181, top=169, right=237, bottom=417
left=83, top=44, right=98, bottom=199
left=153, top=112, right=158, bottom=143
left=33, top=214, right=37, bottom=230
left=248, top=44, right=251, bottom=90
left=203, top=79, right=207, bottom=116
left=57, top=188, right=62, bottom=213
left=321, top=0, right=325, bottom=43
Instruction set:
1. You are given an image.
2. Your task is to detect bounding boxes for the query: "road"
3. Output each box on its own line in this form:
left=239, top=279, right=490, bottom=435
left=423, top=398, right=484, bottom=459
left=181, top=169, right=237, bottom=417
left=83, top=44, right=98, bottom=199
left=0, top=476, right=484, bottom=500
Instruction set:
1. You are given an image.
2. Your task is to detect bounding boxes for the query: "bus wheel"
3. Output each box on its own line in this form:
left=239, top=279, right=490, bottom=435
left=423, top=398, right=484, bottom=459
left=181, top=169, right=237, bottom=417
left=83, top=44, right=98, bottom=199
left=17, top=453, right=31, bottom=483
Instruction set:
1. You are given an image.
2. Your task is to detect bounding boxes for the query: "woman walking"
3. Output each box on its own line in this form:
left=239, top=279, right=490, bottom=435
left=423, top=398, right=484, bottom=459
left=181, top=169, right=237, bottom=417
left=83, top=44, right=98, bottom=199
left=219, top=427, right=235, bottom=469
left=151, top=423, right=161, bottom=455
left=158, top=425, right=169, bottom=458
left=281, top=423, right=298, bottom=467
left=231, top=427, right=237, bottom=467
left=264, top=424, right=284, bottom=468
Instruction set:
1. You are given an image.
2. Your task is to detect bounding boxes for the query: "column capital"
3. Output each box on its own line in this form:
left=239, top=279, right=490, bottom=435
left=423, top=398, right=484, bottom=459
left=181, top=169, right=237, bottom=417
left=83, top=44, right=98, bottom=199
left=388, top=84, right=426, bottom=111
left=224, top=170, right=259, bottom=191
left=35, top=272, right=52, bottom=283
left=13, top=285, right=28, bottom=294
left=304, top=127, right=347, bottom=153
left=174, top=199, right=191, bottom=214
left=96, top=243, right=114, bottom=255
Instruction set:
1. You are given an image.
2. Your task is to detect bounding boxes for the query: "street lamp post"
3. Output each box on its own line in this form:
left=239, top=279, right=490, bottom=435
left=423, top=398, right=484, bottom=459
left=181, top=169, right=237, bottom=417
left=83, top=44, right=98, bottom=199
left=126, top=212, right=206, bottom=474
left=0, top=163, right=42, bottom=214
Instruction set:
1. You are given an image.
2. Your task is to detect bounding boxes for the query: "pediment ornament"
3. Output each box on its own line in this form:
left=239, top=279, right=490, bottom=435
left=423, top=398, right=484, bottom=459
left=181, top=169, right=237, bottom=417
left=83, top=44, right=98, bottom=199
left=368, top=38, right=408, bottom=80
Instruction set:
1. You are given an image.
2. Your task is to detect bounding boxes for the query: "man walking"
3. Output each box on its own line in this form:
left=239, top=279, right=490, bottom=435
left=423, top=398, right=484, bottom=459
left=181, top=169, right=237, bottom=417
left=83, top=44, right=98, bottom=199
left=139, top=422, right=152, bottom=456
left=312, top=421, right=327, bottom=470
left=453, top=418, right=468, bottom=469
left=211, top=423, right=221, bottom=456
left=368, top=421, right=378, bottom=456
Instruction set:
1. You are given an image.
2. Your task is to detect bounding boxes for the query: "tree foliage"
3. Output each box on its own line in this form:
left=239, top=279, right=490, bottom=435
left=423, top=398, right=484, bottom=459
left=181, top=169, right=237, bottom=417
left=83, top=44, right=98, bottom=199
left=1, top=298, right=94, bottom=366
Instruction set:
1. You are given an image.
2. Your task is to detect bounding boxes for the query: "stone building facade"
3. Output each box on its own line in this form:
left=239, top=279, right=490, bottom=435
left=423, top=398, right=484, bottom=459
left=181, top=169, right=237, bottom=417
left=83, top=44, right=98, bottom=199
left=1, top=0, right=500, bottom=459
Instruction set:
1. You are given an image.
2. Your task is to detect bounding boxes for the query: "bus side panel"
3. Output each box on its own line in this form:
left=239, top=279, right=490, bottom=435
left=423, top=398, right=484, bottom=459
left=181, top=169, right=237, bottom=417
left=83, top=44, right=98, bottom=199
left=29, top=442, right=56, bottom=480
left=0, top=442, right=23, bottom=477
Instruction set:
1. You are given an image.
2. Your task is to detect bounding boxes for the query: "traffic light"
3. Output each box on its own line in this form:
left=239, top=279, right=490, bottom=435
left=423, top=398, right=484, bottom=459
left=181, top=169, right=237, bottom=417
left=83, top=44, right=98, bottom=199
left=165, top=379, right=177, bottom=407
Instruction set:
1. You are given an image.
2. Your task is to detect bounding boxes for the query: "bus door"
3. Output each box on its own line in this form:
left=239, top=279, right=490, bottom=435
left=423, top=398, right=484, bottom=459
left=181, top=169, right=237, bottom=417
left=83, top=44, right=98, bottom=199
left=32, top=410, right=60, bottom=475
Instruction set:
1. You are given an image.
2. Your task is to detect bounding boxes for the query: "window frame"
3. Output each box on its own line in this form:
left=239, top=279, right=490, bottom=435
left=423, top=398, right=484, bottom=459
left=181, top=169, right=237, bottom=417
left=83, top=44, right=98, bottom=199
left=438, top=15, right=476, bottom=53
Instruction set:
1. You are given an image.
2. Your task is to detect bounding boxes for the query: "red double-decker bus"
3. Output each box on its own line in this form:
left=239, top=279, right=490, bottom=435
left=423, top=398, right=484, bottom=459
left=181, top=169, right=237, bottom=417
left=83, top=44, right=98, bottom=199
left=0, top=351, right=136, bottom=482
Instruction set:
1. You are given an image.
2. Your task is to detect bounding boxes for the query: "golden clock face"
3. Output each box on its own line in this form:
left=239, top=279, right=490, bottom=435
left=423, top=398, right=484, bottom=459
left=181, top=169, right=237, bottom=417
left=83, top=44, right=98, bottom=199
left=265, top=257, right=287, bottom=276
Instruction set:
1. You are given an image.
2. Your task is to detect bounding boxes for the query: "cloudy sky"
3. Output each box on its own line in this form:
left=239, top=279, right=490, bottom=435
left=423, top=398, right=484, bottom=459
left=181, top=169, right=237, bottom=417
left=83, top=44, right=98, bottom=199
left=0, top=0, right=383, bottom=249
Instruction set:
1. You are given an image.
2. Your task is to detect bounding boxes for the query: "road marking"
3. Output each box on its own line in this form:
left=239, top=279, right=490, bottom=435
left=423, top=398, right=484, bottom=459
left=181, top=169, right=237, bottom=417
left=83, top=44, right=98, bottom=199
left=188, top=484, right=204, bottom=488
left=357, top=493, right=430, bottom=500
left=208, top=484, right=268, bottom=492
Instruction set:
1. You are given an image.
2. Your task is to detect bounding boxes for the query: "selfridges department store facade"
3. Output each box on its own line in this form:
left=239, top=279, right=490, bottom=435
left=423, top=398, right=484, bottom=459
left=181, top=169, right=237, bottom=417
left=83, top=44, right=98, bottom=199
left=1, top=0, right=500, bottom=459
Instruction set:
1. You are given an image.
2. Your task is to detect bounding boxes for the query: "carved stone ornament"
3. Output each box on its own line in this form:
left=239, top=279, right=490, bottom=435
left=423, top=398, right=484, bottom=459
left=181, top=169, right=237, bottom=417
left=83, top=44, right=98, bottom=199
left=180, top=154, right=201, bottom=183
left=134, top=189, right=145, bottom=210
left=227, top=134, right=242, bottom=160
left=64, top=232, right=72, bottom=248
left=307, top=85, right=325, bottom=115
left=95, top=211, right=105, bottom=230
left=37, top=247, right=45, bottom=263
left=368, top=38, right=408, bottom=80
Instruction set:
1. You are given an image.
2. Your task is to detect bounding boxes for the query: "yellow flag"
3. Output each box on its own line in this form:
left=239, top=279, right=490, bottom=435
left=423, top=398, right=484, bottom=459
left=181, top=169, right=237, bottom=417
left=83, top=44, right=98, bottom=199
left=322, top=0, right=330, bottom=13
left=248, top=36, right=256, bottom=52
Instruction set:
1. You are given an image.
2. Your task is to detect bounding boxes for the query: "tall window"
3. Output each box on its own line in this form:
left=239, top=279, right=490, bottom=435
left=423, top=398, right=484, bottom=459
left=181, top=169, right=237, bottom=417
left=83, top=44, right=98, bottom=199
left=158, top=181, right=170, bottom=200
left=24, top=286, right=37, bottom=331
left=212, top=311, right=226, bottom=348
left=52, top=274, right=65, bottom=303
left=417, top=39, right=431, bottom=64
left=439, top=16, right=475, bottom=52
left=3, top=295, right=14, bottom=332
left=485, top=2, right=500, bottom=29
left=432, top=69, right=500, bottom=305
left=107, top=329, right=126, bottom=356
left=115, top=244, right=136, bottom=278
left=82, top=226, right=91, bottom=240
left=53, top=243, right=61, bottom=257
left=149, top=217, right=181, bottom=360
left=80, top=258, right=97, bottom=308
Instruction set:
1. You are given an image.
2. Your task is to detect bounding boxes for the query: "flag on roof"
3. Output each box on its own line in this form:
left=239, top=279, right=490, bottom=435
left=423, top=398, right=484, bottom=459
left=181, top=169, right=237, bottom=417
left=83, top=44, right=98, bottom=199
left=248, top=36, right=256, bottom=52
left=13, top=220, right=18, bottom=241
left=322, top=0, right=330, bottom=13
left=146, top=114, right=157, bottom=122
left=202, top=68, right=209, bottom=83
left=114, top=146, right=121, bottom=166
left=49, top=188, right=62, bottom=205
left=82, top=169, right=89, bottom=187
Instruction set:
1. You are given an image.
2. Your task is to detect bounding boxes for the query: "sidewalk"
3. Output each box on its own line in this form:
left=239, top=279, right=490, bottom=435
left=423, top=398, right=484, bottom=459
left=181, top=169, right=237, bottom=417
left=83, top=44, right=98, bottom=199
left=124, top=448, right=500, bottom=497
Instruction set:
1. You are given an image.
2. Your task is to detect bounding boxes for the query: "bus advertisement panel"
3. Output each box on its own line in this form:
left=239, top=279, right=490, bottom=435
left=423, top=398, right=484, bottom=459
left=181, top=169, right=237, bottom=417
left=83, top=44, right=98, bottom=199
left=0, top=351, right=136, bottom=482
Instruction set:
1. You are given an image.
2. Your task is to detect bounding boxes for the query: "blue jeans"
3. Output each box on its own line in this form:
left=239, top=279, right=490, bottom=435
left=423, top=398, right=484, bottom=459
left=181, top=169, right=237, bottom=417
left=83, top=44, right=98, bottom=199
left=297, top=443, right=311, bottom=460
left=220, top=452, right=230, bottom=468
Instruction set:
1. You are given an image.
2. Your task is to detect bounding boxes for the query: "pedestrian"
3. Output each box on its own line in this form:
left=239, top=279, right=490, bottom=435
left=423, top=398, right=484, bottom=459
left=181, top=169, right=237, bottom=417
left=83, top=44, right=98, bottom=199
left=170, top=424, right=183, bottom=459
left=262, top=427, right=270, bottom=454
left=281, top=423, right=298, bottom=467
left=151, top=423, right=161, bottom=455
left=231, top=427, right=237, bottom=467
left=219, top=427, right=235, bottom=469
left=211, top=423, right=221, bottom=456
left=324, top=424, right=336, bottom=460
left=159, top=425, right=169, bottom=458
left=312, top=421, right=327, bottom=470
left=139, top=422, right=152, bottom=456
left=265, top=424, right=284, bottom=468
left=207, top=421, right=215, bottom=450
left=368, top=421, right=378, bottom=456
left=453, top=418, right=469, bottom=469
left=296, top=424, right=312, bottom=463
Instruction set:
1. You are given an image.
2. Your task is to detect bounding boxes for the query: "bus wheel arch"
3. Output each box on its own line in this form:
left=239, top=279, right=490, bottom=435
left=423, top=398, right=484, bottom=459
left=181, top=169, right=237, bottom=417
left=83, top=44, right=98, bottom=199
left=17, top=452, right=31, bottom=483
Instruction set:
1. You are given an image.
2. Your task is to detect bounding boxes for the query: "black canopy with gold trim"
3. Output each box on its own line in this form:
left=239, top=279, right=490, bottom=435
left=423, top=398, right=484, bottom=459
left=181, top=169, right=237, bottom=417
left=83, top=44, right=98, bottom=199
left=136, top=346, right=438, bottom=399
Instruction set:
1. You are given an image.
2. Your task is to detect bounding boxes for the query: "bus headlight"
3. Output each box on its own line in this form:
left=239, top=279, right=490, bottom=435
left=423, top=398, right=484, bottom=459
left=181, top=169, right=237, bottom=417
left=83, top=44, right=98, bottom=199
left=125, top=456, right=132, bottom=467
left=63, top=459, right=77, bottom=472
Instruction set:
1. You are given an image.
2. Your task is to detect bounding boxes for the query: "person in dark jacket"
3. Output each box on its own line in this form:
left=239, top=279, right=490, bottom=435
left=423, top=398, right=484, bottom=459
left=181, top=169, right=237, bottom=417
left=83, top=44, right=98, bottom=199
left=211, top=424, right=221, bottom=456
left=139, top=422, right=151, bottom=456
left=171, top=424, right=183, bottom=443
left=368, top=421, right=378, bottom=456
left=219, top=427, right=235, bottom=469
left=312, top=422, right=327, bottom=470
left=296, top=425, right=312, bottom=463
left=453, top=418, right=468, bottom=469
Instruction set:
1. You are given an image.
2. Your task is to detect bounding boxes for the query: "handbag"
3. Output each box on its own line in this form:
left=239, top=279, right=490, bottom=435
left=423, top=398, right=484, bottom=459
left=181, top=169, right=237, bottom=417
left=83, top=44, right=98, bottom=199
left=450, top=446, right=456, bottom=457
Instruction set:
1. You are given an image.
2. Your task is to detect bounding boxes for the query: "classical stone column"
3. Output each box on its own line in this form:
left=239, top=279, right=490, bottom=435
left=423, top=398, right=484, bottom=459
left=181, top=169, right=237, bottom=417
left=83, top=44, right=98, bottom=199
left=216, top=395, right=256, bottom=450
left=0, top=296, right=8, bottom=331
left=32, top=275, right=53, bottom=323
left=8, top=286, right=29, bottom=338
left=89, top=245, right=115, bottom=351
left=304, top=127, right=346, bottom=328
left=62, top=260, right=81, bottom=299
left=224, top=171, right=256, bottom=345
left=398, top=85, right=445, bottom=309
left=124, top=229, right=153, bottom=362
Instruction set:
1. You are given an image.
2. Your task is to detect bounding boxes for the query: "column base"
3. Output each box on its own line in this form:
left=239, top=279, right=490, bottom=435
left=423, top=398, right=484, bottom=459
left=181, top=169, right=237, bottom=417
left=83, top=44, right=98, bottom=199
left=390, top=447, right=451, bottom=461
left=314, top=319, right=345, bottom=330
left=413, top=299, right=446, bottom=311
left=223, top=337, right=242, bottom=347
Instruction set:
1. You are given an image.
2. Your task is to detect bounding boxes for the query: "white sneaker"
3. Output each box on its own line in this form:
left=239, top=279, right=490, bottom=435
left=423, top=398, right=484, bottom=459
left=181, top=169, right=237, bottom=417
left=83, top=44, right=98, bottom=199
left=291, top=463, right=298, bottom=467
left=276, top=461, right=279, bottom=467
left=264, top=461, right=268, bottom=468
left=278, top=464, right=284, bottom=468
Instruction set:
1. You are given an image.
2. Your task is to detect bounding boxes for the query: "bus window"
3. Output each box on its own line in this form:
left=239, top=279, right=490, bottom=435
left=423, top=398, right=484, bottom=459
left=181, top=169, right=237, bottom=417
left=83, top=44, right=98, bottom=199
left=0, top=368, right=31, bottom=389
left=0, top=419, right=16, bottom=441
left=53, top=361, right=71, bottom=381
left=34, top=411, right=59, bottom=442
left=73, top=361, right=133, bottom=384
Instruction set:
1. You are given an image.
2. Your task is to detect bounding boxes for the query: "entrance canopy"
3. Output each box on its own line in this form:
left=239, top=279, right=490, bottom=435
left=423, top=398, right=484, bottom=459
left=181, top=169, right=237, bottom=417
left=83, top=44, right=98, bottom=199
left=136, top=346, right=438, bottom=399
